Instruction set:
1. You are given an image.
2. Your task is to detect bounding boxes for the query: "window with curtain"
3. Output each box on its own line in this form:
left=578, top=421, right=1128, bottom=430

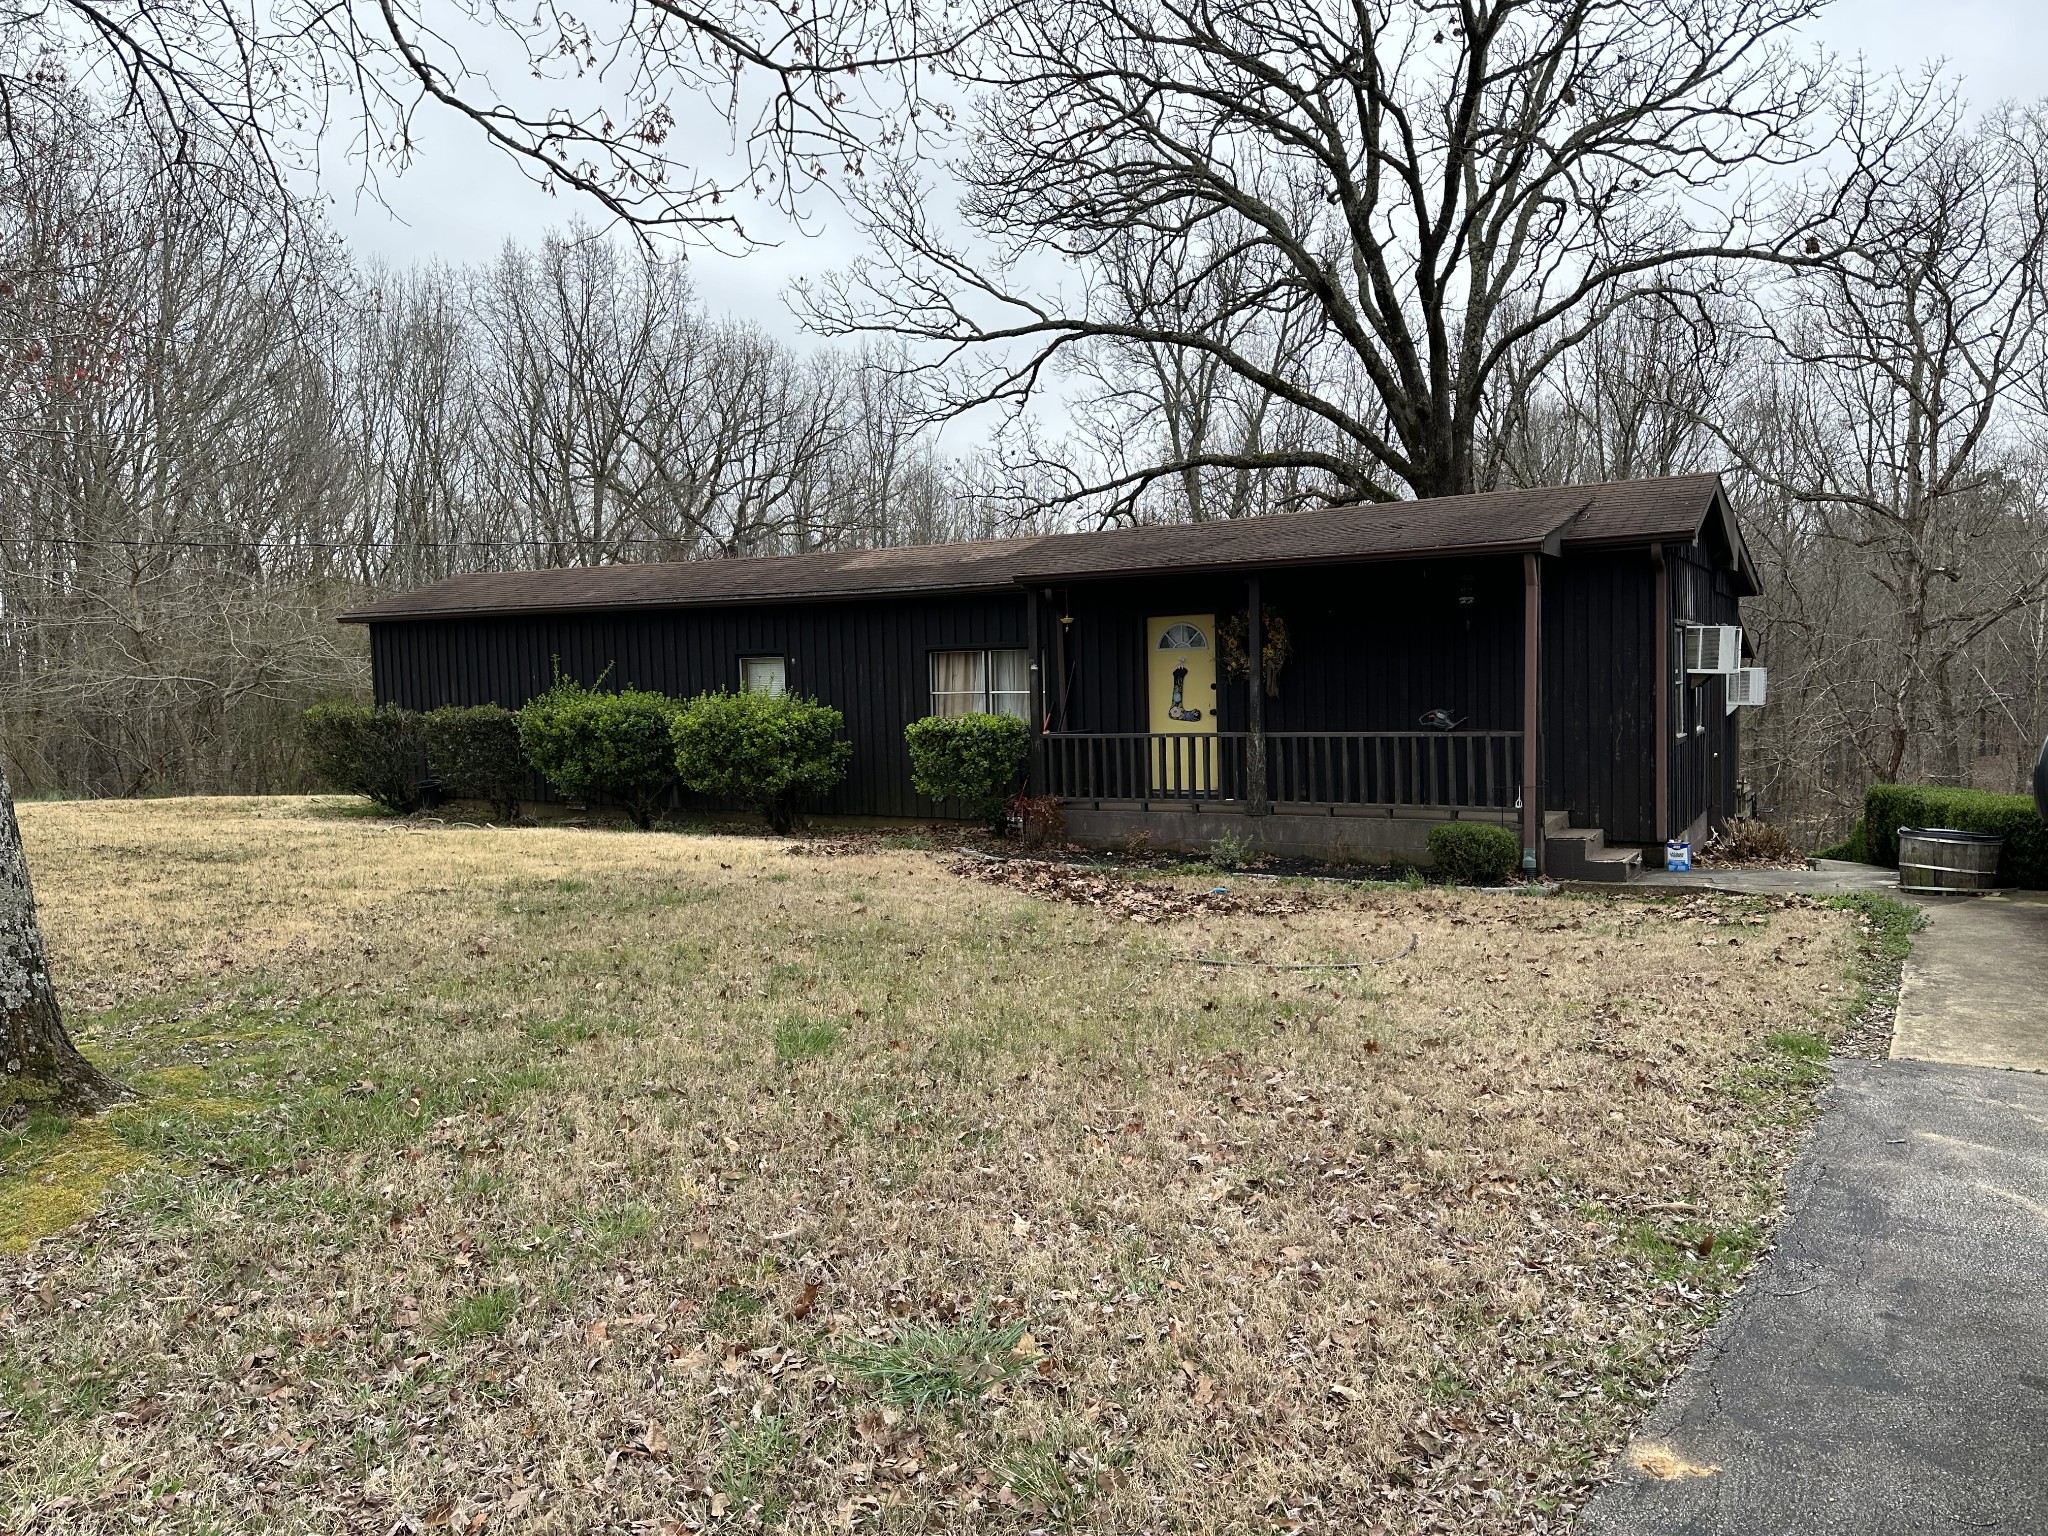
left=929, top=649, right=1031, bottom=720
left=740, top=656, right=787, bottom=696
left=929, top=650, right=986, bottom=716
left=988, top=650, right=1031, bottom=721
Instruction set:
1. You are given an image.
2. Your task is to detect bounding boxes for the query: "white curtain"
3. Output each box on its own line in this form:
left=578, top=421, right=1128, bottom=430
left=989, top=649, right=1031, bottom=721
left=929, top=650, right=986, bottom=716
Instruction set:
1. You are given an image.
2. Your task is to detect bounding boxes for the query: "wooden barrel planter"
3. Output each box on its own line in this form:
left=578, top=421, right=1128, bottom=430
left=1898, top=827, right=2003, bottom=893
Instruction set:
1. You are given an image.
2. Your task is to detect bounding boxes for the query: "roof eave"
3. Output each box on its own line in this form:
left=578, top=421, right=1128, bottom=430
left=1005, top=530, right=1579, bottom=589
left=337, top=576, right=1028, bottom=624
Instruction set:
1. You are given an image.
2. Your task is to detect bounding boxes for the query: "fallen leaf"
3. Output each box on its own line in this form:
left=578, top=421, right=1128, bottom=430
left=787, top=1280, right=823, bottom=1321
left=1630, top=1442, right=1721, bottom=1480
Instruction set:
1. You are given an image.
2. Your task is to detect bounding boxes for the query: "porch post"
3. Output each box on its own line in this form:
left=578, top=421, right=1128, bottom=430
left=1247, top=576, right=1269, bottom=815
left=1522, top=552, right=1542, bottom=873
left=1651, top=544, right=1670, bottom=842
left=1027, top=588, right=1046, bottom=792
left=1051, top=590, right=1069, bottom=730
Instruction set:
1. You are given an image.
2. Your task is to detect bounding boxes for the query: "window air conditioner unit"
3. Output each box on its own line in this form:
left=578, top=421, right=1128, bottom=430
left=1684, top=624, right=1742, bottom=675
left=1726, top=666, right=1767, bottom=712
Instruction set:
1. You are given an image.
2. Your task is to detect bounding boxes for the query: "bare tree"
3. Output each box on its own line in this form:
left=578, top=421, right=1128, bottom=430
left=2, top=774, right=125, bottom=1115
left=1059, top=227, right=1339, bottom=523
left=806, top=0, right=1896, bottom=506
left=1730, top=102, right=2048, bottom=791
left=3, top=1, right=955, bottom=243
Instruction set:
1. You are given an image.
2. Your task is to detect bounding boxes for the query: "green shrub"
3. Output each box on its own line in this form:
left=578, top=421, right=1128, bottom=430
left=1208, top=831, right=1253, bottom=871
left=301, top=702, right=424, bottom=814
left=672, top=690, right=851, bottom=834
left=423, top=705, right=528, bottom=822
left=1427, top=820, right=1523, bottom=885
left=518, top=677, right=680, bottom=829
left=904, top=713, right=1030, bottom=831
left=1814, top=817, right=1869, bottom=863
left=1861, top=784, right=2048, bottom=888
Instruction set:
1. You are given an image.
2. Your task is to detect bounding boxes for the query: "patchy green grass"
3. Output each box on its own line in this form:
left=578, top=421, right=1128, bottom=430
left=772, top=1014, right=844, bottom=1064
left=1767, top=1028, right=1830, bottom=1061
left=439, top=1286, right=519, bottom=1343
left=998, top=1438, right=1100, bottom=1529
left=714, top=1413, right=797, bottom=1520
left=834, top=1313, right=1037, bottom=1411
left=0, top=797, right=1864, bottom=1535
left=702, top=1285, right=764, bottom=1334
left=1827, top=891, right=1928, bottom=962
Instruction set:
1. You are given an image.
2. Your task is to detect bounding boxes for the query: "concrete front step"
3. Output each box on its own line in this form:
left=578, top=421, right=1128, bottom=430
left=1542, top=813, right=1643, bottom=883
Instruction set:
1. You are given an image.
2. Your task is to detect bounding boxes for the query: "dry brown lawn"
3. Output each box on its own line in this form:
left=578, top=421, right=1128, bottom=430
left=0, top=798, right=1868, bottom=1535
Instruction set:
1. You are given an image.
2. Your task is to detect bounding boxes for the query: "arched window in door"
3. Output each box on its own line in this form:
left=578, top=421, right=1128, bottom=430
left=1157, top=622, right=1208, bottom=651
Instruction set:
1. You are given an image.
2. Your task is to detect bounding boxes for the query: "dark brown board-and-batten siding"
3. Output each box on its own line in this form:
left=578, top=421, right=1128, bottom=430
left=1052, top=561, right=1528, bottom=737
left=1667, top=540, right=1745, bottom=839
left=367, top=593, right=1028, bottom=818
left=1540, top=550, right=1659, bottom=845
left=1535, top=543, right=1742, bottom=848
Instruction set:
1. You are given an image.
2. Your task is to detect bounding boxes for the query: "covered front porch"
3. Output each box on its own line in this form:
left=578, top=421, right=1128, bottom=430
left=1040, top=728, right=1525, bottom=864
left=1020, top=552, right=1543, bottom=866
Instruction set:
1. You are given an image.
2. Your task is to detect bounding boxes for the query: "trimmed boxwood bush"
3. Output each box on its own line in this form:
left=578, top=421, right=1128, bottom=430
left=904, top=713, right=1031, bottom=831
left=424, top=705, right=528, bottom=822
left=1427, top=820, right=1522, bottom=885
left=301, top=702, right=424, bottom=814
left=672, top=690, right=852, bottom=834
left=1861, top=784, right=2048, bottom=888
left=518, top=678, right=680, bottom=829
left=1814, top=817, right=1869, bottom=863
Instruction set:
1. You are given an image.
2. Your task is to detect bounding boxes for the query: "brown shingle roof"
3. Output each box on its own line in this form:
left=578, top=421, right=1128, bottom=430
left=340, top=535, right=1042, bottom=621
left=340, top=474, right=1744, bottom=622
left=1557, top=472, right=1725, bottom=544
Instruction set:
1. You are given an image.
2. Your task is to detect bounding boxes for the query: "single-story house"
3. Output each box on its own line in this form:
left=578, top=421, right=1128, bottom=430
left=340, top=473, right=1763, bottom=879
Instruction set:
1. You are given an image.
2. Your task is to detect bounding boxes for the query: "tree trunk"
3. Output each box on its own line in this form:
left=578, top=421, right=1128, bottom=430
left=0, top=769, right=127, bottom=1114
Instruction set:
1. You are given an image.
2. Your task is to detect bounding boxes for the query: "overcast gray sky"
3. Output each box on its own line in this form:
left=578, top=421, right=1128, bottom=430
left=323, top=0, right=2048, bottom=329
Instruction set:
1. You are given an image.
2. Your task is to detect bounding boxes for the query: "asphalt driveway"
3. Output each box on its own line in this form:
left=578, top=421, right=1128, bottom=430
left=1580, top=892, right=2048, bottom=1536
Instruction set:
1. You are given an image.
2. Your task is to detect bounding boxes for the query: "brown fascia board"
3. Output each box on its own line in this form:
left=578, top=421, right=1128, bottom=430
left=338, top=519, right=1585, bottom=623
left=1004, top=533, right=1574, bottom=589
left=1005, top=511, right=1588, bottom=588
left=335, top=577, right=1022, bottom=624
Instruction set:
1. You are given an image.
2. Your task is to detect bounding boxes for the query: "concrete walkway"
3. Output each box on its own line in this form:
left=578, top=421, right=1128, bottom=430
left=1893, top=893, right=2048, bottom=1074
left=1632, top=858, right=1901, bottom=896
left=1580, top=891, right=2048, bottom=1536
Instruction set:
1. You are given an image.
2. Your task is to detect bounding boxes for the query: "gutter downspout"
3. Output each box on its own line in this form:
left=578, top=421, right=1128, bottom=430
left=1522, top=552, right=1542, bottom=873
left=1652, top=544, right=1669, bottom=843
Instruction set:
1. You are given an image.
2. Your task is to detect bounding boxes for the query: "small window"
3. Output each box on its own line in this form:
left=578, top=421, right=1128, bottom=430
left=929, top=648, right=1031, bottom=720
left=740, top=656, right=787, bottom=696
left=989, top=649, right=1031, bottom=721
left=1157, top=623, right=1208, bottom=651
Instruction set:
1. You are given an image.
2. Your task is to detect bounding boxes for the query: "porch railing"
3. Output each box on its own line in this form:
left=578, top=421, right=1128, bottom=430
left=1042, top=730, right=1521, bottom=810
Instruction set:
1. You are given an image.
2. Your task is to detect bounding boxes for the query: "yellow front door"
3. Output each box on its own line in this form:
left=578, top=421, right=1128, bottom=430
left=1147, top=614, right=1217, bottom=792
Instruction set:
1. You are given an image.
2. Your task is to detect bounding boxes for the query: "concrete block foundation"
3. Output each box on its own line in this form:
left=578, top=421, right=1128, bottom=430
left=1061, top=801, right=1517, bottom=867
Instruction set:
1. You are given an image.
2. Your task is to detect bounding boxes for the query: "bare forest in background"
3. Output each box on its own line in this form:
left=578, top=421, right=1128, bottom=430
left=3, top=74, right=2046, bottom=847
